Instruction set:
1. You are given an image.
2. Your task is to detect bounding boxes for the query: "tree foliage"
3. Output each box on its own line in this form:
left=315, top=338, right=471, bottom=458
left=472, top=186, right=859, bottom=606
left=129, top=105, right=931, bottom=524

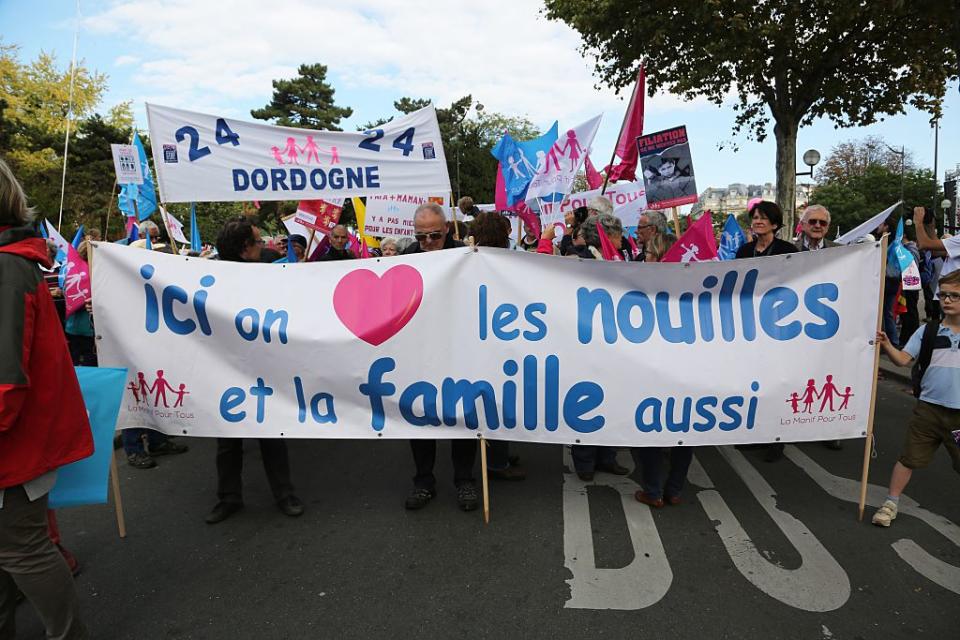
left=251, top=63, right=352, bottom=130
left=543, top=0, right=957, bottom=233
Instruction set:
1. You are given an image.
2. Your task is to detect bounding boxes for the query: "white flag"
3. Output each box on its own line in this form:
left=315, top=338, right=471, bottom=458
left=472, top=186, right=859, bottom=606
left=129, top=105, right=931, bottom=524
left=525, top=114, right=603, bottom=204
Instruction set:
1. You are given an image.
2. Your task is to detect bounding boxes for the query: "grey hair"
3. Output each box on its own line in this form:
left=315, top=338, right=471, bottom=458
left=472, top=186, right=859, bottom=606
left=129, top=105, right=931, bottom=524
left=0, top=156, right=35, bottom=226
left=380, top=237, right=399, bottom=250
left=642, top=210, right=670, bottom=236
left=581, top=213, right=624, bottom=248
left=395, top=237, right=416, bottom=252
left=138, top=220, right=159, bottom=235
left=800, top=204, right=830, bottom=223
left=586, top=196, right=614, bottom=216
left=414, top=202, right=446, bottom=222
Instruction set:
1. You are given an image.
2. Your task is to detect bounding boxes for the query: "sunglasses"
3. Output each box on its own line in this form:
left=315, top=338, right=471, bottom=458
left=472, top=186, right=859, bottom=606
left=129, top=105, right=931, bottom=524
left=414, top=231, right=445, bottom=241
left=941, top=292, right=960, bottom=302
left=806, top=219, right=829, bottom=227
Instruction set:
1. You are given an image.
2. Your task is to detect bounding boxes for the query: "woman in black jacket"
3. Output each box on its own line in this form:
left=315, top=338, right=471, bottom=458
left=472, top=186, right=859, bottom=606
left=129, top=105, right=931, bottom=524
left=735, top=200, right=798, bottom=259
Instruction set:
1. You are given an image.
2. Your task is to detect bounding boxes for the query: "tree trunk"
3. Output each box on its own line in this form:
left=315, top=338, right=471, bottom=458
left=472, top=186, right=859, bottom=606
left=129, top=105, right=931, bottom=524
left=773, top=117, right=798, bottom=239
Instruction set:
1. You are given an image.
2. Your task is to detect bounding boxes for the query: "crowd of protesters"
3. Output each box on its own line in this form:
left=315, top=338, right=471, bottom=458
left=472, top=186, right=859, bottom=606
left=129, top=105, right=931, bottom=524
left=2, top=152, right=959, bottom=637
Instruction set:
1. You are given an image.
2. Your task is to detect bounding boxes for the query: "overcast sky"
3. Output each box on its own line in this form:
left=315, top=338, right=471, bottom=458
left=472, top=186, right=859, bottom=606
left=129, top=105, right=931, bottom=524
left=2, top=0, right=958, bottom=208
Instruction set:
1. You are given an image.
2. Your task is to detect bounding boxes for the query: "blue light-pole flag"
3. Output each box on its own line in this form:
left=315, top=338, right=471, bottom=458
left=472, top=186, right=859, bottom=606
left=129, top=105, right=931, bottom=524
left=118, top=132, right=157, bottom=221
left=718, top=213, right=747, bottom=260
left=190, top=202, right=202, bottom=252
left=286, top=236, right=297, bottom=263
left=70, top=225, right=85, bottom=249
left=491, top=122, right=559, bottom=206
left=144, top=231, right=153, bottom=250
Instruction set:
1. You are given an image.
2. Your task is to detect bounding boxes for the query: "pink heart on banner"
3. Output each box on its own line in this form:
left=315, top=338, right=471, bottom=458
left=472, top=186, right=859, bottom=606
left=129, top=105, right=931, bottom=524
left=333, top=265, right=423, bottom=346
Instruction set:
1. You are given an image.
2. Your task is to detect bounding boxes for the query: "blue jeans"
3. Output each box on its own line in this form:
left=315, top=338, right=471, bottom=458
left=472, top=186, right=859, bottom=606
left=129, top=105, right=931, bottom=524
left=571, top=445, right=618, bottom=473
left=634, top=447, right=695, bottom=499
left=121, top=429, right=168, bottom=455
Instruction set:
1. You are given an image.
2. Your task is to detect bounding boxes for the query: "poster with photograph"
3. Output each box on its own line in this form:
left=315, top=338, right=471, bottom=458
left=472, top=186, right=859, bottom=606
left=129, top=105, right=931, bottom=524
left=636, top=126, right=697, bottom=210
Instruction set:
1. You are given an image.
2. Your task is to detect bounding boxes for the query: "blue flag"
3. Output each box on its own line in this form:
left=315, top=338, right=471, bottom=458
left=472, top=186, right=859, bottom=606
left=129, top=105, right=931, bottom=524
left=126, top=221, right=139, bottom=245
left=718, top=214, right=746, bottom=261
left=189, top=202, right=202, bottom=252
left=70, top=225, right=85, bottom=249
left=889, top=217, right=915, bottom=273
left=38, top=220, right=48, bottom=239
left=118, top=133, right=157, bottom=221
left=491, top=122, right=559, bottom=206
left=48, top=367, right=127, bottom=509
left=287, top=236, right=297, bottom=263
left=145, top=231, right=153, bottom=250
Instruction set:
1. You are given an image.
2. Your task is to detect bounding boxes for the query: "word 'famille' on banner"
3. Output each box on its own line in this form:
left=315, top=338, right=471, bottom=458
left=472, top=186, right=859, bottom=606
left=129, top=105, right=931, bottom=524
left=146, top=104, right=451, bottom=203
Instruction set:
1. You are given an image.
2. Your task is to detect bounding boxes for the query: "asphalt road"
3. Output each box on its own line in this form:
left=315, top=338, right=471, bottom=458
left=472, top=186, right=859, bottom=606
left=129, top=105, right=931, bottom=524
left=16, top=375, right=958, bottom=639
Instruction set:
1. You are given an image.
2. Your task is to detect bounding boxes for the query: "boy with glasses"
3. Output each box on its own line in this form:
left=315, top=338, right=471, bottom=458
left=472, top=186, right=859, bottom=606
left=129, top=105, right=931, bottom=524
left=872, top=269, right=960, bottom=526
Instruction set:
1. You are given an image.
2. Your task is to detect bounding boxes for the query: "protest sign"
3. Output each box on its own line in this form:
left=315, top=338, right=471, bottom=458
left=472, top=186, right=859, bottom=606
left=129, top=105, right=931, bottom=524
left=146, top=104, right=450, bottom=203
left=540, top=182, right=647, bottom=227
left=363, top=194, right=449, bottom=238
left=48, top=367, right=127, bottom=509
left=110, top=144, right=143, bottom=185
left=94, top=242, right=881, bottom=447
left=637, top=126, right=698, bottom=210
left=293, top=199, right=344, bottom=234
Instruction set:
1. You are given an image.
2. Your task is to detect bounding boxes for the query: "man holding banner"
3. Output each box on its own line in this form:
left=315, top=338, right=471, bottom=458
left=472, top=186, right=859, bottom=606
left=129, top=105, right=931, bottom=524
left=0, top=158, right=91, bottom=639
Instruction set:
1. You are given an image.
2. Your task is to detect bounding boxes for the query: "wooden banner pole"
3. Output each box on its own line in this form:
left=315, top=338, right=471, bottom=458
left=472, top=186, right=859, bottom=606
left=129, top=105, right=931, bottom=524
left=671, top=206, right=682, bottom=237
left=858, top=235, right=889, bottom=521
left=109, top=453, right=127, bottom=538
left=480, top=437, right=490, bottom=525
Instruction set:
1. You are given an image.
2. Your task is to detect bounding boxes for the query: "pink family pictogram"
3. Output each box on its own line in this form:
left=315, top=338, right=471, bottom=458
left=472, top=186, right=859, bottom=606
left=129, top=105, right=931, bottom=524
left=270, top=136, right=340, bottom=166
left=785, top=375, right=853, bottom=414
left=128, top=370, right=190, bottom=408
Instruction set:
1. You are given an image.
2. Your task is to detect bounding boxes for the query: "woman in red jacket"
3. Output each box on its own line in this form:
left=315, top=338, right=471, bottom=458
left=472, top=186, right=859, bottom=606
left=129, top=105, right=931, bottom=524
left=0, top=157, right=92, bottom=639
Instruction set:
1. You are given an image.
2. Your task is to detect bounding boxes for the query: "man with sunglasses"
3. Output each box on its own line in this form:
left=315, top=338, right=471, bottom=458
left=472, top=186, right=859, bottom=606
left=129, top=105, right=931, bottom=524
left=794, top=205, right=844, bottom=451
left=794, top=205, right=836, bottom=252
left=401, top=203, right=478, bottom=511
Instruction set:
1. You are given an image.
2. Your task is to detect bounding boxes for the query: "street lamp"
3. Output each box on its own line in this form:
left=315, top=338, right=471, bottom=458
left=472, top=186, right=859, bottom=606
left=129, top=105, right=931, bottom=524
left=883, top=143, right=906, bottom=215
left=797, top=149, right=821, bottom=180
left=942, top=198, right=955, bottom=234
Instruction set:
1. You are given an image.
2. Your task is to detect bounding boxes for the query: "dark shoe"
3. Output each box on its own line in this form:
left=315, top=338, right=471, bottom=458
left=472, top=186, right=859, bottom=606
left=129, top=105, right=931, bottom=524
left=634, top=491, right=664, bottom=508
left=665, top=495, right=683, bottom=506
left=764, top=443, right=785, bottom=463
left=488, top=465, right=526, bottom=481
left=457, top=483, right=479, bottom=512
left=508, top=455, right=521, bottom=466
left=823, top=439, right=843, bottom=451
left=205, top=501, right=243, bottom=524
left=126, top=452, right=156, bottom=469
left=149, top=439, right=189, bottom=456
left=404, top=487, right=436, bottom=510
left=596, top=461, right=630, bottom=475
left=576, top=471, right=594, bottom=482
left=277, top=495, right=304, bottom=517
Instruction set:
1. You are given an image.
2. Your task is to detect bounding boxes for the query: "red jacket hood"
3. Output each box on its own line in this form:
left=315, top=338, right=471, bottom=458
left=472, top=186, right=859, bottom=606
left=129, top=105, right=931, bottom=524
left=0, top=225, right=53, bottom=268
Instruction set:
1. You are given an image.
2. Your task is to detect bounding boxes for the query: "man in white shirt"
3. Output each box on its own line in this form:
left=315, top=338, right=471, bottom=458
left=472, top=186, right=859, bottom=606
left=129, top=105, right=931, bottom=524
left=914, top=206, right=960, bottom=299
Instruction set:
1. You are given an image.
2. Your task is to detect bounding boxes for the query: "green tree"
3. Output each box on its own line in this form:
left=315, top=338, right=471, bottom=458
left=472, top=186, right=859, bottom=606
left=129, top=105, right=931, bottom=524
left=251, top=63, right=352, bottom=130
left=543, top=0, right=957, bottom=234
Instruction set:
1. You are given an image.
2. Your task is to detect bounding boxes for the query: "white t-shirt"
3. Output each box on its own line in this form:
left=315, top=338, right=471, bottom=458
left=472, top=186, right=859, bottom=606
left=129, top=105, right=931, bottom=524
left=936, top=235, right=960, bottom=299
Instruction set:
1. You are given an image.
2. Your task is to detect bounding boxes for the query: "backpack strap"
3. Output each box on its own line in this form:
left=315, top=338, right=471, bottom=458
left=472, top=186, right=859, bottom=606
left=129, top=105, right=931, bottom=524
left=912, top=320, right=941, bottom=397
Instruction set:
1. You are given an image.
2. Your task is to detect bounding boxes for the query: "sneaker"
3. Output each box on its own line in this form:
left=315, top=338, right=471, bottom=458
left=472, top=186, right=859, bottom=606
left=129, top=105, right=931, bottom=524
left=576, top=471, right=595, bottom=482
left=205, top=501, right=243, bottom=524
left=404, top=487, right=436, bottom=510
left=277, top=495, right=304, bottom=517
left=872, top=500, right=898, bottom=527
left=126, top=452, right=156, bottom=469
left=149, top=440, right=189, bottom=456
left=456, top=483, right=479, bottom=512
left=488, top=465, right=526, bottom=481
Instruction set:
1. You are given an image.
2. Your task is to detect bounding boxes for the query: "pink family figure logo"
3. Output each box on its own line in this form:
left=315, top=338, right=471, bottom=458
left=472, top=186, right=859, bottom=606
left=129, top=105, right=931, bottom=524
left=785, top=374, right=854, bottom=414
left=269, top=137, right=340, bottom=166
left=128, top=370, right=190, bottom=408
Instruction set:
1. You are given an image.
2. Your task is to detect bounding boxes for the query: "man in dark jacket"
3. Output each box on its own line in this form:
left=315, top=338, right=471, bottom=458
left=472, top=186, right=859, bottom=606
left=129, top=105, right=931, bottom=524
left=400, top=204, right=478, bottom=512
left=205, top=217, right=304, bottom=524
left=317, top=224, right=355, bottom=261
left=0, top=158, right=92, bottom=639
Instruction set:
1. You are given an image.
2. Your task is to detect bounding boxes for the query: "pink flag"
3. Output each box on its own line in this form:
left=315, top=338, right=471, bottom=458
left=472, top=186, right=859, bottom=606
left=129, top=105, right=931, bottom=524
left=360, top=239, right=371, bottom=259
left=584, top=154, right=603, bottom=190
left=596, top=221, right=624, bottom=261
left=626, top=235, right=641, bottom=259
left=605, top=65, right=646, bottom=183
left=661, top=214, right=718, bottom=263
left=349, top=233, right=363, bottom=258
left=125, top=215, right=136, bottom=236
left=61, top=242, right=91, bottom=317
left=514, top=201, right=542, bottom=238
left=494, top=163, right=509, bottom=211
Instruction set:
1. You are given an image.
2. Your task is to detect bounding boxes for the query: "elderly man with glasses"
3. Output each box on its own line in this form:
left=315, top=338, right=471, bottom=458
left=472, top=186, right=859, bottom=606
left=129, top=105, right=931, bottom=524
left=795, top=205, right=837, bottom=252
left=400, top=203, right=478, bottom=511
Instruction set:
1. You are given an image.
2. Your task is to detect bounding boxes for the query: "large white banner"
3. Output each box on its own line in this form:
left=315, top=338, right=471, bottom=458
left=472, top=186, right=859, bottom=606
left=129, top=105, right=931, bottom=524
left=146, top=104, right=451, bottom=203
left=540, top=182, right=647, bottom=227
left=93, top=242, right=881, bottom=446
left=363, top=194, right=449, bottom=238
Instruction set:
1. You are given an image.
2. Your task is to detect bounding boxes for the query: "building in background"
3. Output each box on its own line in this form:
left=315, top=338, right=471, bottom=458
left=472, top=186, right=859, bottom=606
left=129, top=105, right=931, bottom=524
left=691, top=183, right=813, bottom=217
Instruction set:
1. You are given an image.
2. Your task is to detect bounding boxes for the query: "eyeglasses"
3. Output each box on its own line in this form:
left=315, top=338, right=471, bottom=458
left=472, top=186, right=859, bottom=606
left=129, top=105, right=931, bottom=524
left=414, top=231, right=445, bottom=242
left=940, top=291, right=960, bottom=302
left=806, top=219, right=829, bottom=227
left=636, top=223, right=654, bottom=230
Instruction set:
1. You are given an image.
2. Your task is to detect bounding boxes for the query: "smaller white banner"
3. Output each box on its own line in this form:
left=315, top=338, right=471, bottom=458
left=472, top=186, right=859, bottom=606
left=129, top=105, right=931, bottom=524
left=111, top=144, right=144, bottom=185
left=541, top=182, right=647, bottom=227
left=364, top=194, right=449, bottom=238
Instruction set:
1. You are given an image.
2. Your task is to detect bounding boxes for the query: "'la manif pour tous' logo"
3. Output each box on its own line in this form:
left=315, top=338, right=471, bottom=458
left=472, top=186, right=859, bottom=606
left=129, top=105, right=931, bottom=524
left=782, top=374, right=856, bottom=427
left=127, top=370, right=192, bottom=418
